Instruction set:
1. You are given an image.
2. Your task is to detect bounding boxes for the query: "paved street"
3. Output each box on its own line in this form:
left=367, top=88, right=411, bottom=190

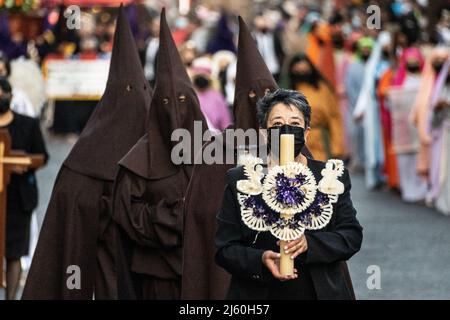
left=349, top=171, right=450, bottom=299
left=2, top=131, right=450, bottom=300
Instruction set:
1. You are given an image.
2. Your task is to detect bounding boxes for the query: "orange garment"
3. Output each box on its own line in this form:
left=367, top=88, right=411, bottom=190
left=377, top=68, right=399, bottom=188
left=306, top=23, right=336, bottom=87
left=296, top=82, right=345, bottom=161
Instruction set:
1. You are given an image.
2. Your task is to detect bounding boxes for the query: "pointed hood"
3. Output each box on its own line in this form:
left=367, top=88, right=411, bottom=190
left=64, top=5, right=152, bottom=180
left=233, top=16, right=278, bottom=131
left=120, top=8, right=207, bottom=180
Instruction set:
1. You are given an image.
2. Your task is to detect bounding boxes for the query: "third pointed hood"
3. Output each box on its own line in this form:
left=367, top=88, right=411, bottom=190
left=233, top=16, right=278, bottom=131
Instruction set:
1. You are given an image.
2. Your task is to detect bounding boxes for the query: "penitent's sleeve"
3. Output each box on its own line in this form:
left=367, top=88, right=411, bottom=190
left=112, top=168, right=183, bottom=249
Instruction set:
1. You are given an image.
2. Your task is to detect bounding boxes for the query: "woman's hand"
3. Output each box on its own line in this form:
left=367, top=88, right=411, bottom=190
left=262, top=250, right=298, bottom=281
left=277, top=234, right=308, bottom=259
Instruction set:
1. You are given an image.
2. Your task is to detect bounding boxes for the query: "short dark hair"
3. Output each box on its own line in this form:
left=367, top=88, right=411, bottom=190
left=0, top=77, right=12, bottom=95
left=256, top=88, right=311, bottom=129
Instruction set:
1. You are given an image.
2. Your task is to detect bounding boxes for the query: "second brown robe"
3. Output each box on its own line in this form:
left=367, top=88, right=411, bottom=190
left=112, top=8, right=207, bottom=299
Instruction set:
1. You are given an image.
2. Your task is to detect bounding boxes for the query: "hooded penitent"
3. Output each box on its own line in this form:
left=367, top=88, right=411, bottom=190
left=63, top=9, right=152, bottom=181
left=181, top=17, right=325, bottom=300
left=22, top=5, right=152, bottom=299
left=112, top=8, right=207, bottom=299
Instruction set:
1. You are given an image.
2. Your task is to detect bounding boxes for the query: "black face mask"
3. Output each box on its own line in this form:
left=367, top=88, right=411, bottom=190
left=193, top=75, right=210, bottom=90
left=382, top=50, right=390, bottom=60
left=267, top=124, right=305, bottom=159
left=332, top=35, right=344, bottom=49
left=290, top=71, right=314, bottom=84
left=406, top=64, right=421, bottom=74
left=433, top=62, right=444, bottom=74
left=360, top=53, right=371, bottom=62
left=0, top=96, right=11, bottom=114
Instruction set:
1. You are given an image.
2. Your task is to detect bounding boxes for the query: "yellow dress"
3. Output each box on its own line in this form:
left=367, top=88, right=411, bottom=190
left=296, top=82, right=345, bottom=161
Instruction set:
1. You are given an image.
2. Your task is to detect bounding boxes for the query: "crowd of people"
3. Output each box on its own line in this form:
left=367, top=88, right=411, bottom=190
left=4, top=1, right=448, bottom=208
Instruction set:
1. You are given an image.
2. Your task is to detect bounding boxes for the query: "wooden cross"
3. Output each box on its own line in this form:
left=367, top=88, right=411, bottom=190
left=0, top=129, right=45, bottom=288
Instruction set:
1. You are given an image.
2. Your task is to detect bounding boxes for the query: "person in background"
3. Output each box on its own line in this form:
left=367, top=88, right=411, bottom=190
left=428, top=57, right=450, bottom=214
left=412, top=47, right=450, bottom=183
left=379, top=47, right=428, bottom=202
left=0, top=13, right=27, bottom=60
left=0, top=77, right=48, bottom=299
left=143, top=16, right=160, bottom=86
left=206, top=12, right=236, bottom=55
left=0, top=52, right=37, bottom=118
left=333, top=30, right=362, bottom=163
left=344, top=37, right=374, bottom=171
left=179, top=40, right=198, bottom=70
left=98, top=17, right=115, bottom=57
left=76, top=36, right=99, bottom=60
left=211, top=50, right=236, bottom=100
left=352, top=32, right=391, bottom=190
left=436, top=9, right=450, bottom=46
left=188, top=15, right=210, bottom=55
left=224, top=59, right=237, bottom=108
left=376, top=43, right=399, bottom=191
left=303, top=14, right=336, bottom=88
left=192, top=65, right=231, bottom=132
left=286, top=53, right=344, bottom=161
left=412, top=47, right=450, bottom=213
left=253, top=13, right=285, bottom=82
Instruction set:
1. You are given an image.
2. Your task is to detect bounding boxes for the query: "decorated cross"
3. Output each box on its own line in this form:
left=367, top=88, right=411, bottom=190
left=236, top=134, right=346, bottom=277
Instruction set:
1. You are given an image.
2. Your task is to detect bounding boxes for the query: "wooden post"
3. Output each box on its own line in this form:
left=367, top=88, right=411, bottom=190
left=279, top=134, right=294, bottom=276
left=0, top=130, right=45, bottom=288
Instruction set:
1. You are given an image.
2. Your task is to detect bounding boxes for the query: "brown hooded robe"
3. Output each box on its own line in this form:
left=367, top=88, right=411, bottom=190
left=181, top=17, right=354, bottom=299
left=22, top=6, right=152, bottom=299
left=112, top=8, right=207, bottom=299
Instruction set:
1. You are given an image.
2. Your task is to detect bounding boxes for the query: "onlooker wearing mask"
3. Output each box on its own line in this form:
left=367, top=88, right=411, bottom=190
left=287, top=53, right=344, bottom=161
left=379, top=47, right=428, bottom=202
left=344, top=37, right=374, bottom=170
left=192, top=67, right=231, bottom=132
left=253, top=14, right=285, bottom=82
